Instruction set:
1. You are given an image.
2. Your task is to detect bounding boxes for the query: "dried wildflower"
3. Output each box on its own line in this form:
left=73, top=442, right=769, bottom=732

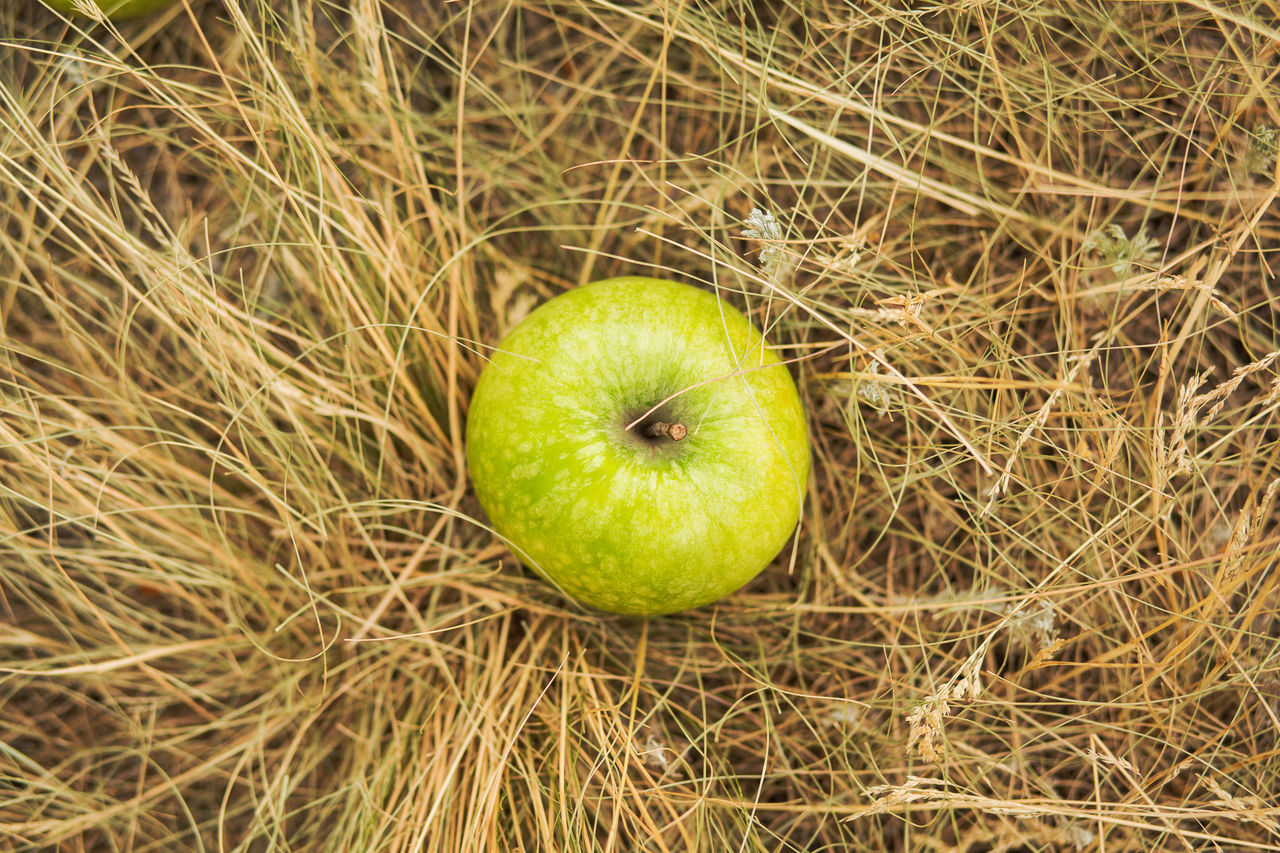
left=639, top=731, right=671, bottom=772
left=876, top=290, right=942, bottom=336
left=59, top=55, right=88, bottom=86
left=809, top=236, right=866, bottom=276
left=1001, top=600, right=1059, bottom=652
left=857, top=349, right=892, bottom=409
left=1060, top=824, right=1097, bottom=850
left=741, top=207, right=781, bottom=240
left=1084, top=224, right=1160, bottom=276
left=741, top=207, right=792, bottom=284
left=1245, top=126, right=1279, bottom=175
left=824, top=703, right=865, bottom=730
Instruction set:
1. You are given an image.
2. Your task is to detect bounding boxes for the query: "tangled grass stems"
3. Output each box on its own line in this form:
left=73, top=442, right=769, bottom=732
left=2, top=0, right=1279, bottom=850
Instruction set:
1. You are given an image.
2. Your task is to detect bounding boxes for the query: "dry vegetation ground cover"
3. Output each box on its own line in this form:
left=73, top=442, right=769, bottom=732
left=3, top=1, right=1280, bottom=850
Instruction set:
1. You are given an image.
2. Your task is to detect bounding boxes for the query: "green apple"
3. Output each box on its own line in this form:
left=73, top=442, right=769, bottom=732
left=466, top=277, right=810, bottom=615
left=41, top=0, right=175, bottom=19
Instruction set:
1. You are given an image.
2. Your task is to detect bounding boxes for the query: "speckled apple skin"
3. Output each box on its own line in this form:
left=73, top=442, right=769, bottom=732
left=41, top=0, right=176, bottom=20
left=466, top=277, right=810, bottom=616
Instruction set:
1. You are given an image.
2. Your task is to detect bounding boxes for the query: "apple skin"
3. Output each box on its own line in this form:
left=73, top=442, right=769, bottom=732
left=41, top=0, right=176, bottom=19
left=466, top=277, right=810, bottom=616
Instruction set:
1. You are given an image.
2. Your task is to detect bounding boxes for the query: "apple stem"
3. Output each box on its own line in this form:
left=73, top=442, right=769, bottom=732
left=644, top=421, right=688, bottom=441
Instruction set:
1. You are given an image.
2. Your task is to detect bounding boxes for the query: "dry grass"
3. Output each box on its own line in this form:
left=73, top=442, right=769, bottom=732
left=2, top=0, right=1279, bottom=850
